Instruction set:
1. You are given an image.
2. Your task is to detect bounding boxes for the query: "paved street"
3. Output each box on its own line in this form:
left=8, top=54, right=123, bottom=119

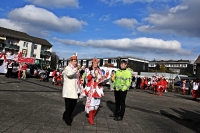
left=0, top=75, right=200, bottom=133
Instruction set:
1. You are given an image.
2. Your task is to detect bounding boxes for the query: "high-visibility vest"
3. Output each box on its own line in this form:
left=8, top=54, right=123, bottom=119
left=114, top=68, right=132, bottom=91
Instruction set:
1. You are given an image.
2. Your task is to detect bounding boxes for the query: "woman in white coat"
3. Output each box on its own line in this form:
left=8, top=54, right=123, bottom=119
left=62, top=54, right=79, bottom=126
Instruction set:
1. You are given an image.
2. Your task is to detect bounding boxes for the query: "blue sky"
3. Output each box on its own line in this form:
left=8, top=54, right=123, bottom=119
left=0, top=0, right=199, bottom=63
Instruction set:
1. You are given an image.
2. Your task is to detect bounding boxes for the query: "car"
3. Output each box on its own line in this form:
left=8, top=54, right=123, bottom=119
left=174, top=81, right=182, bottom=86
left=26, top=64, right=46, bottom=77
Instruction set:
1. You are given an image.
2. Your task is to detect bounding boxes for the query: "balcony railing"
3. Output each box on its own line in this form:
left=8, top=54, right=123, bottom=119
left=4, top=43, right=19, bottom=50
left=0, top=42, right=5, bottom=48
left=40, top=51, right=51, bottom=57
left=10, top=45, right=19, bottom=50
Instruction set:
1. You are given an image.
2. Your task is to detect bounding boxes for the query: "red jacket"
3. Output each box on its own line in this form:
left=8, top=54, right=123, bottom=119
left=22, top=64, right=27, bottom=70
left=52, top=70, right=57, bottom=76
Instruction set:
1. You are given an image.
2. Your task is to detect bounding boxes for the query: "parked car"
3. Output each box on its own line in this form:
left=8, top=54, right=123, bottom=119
left=174, top=81, right=182, bottom=86
left=12, top=63, right=46, bottom=78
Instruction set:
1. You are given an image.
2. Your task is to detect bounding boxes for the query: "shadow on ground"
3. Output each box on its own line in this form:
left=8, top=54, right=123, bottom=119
left=72, top=100, right=86, bottom=118
left=160, top=108, right=200, bottom=132
left=105, top=99, right=200, bottom=132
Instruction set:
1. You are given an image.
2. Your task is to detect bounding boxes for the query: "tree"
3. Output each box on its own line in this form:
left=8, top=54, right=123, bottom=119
left=155, top=64, right=160, bottom=71
left=51, top=52, right=59, bottom=69
left=160, top=64, right=167, bottom=72
left=148, top=69, right=156, bottom=72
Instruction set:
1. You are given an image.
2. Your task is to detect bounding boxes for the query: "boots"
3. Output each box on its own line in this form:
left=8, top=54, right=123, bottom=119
left=93, top=110, right=97, bottom=119
left=158, top=88, right=163, bottom=96
left=87, top=111, right=94, bottom=125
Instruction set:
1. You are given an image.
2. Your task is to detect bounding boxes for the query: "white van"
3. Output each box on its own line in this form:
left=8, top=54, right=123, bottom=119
left=0, top=59, right=7, bottom=74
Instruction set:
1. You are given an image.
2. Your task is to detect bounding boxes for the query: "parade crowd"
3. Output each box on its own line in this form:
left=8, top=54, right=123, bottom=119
left=3, top=53, right=200, bottom=127
left=56, top=54, right=200, bottom=126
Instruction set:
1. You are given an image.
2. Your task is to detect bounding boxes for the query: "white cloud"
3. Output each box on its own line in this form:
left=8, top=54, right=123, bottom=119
left=53, top=37, right=191, bottom=55
left=99, top=14, right=111, bottom=21
left=169, top=5, right=188, bottom=13
left=0, top=5, right=87, bottom=37
left=100, top=0, right=169, bottom=6
left=138, top=0, right=200, bottom=37
left=82, top=13, right=95, bottom=18
left=0, top=19, right=24, bottom=31
left=113, top=18, right=138, bottom=29
left=25, top=0, right=79, bottom=8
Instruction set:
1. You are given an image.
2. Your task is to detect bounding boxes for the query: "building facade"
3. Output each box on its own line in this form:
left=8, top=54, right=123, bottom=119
left=149, top=59, right=193, bottom=75
left=0, top=26, right=52, bottom=67
left=193, top=55, right=200, bottom=79
left=58, top=56, right=149, bottom=74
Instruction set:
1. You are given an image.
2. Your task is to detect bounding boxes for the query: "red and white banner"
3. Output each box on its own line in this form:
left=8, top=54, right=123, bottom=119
left=0, top=52, right=35, bottom=64
left=18, top=57, right=34, bottom=64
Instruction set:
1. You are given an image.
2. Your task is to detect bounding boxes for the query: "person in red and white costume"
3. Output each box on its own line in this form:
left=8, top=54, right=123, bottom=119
left=21, top=63, right=27, bottom=79
left=181, top=80, right=187, bottom=95
left=151, top=75, right=157, bottom=95
left=192, top=80, right=199, bottom=101
left=156, top=75, right=165, bottom=96
left=83, top=57, right=104, bottom=125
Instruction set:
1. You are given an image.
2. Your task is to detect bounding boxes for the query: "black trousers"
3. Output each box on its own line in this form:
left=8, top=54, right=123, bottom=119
left=114, top=90, right=127, bottom=118
left=63, top=98, right=77, bottom=124
left=7, top=68, right=12, bottom=77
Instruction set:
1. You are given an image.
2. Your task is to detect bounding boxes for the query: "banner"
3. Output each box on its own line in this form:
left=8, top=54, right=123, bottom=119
left=0, top=52, right=34, bottom=64
left=18, top=57, right=34, bottom=64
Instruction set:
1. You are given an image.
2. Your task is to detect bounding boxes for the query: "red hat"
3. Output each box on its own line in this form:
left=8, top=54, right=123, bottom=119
left=70, top=53, right=77, bottom=60
left=92, top=57, right=98, bottom=63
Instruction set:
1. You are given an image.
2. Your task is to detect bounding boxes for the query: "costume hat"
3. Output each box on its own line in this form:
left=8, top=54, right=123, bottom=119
left=92, top=57, right=98, bottom=63
left=70, top=53, right=77, bottom=60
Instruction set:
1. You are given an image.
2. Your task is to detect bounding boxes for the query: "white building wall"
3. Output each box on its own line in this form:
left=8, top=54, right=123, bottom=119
left=33, top=44, right=42, bottom=59
left=17, top=40, right=32, bottom=57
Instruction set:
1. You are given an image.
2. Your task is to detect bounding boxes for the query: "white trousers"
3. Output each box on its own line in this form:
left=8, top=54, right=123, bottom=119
left=85, top=97, right=100, bottom=113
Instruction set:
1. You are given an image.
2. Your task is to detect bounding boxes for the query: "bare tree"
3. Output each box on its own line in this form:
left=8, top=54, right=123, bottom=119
left=51, top=52, right=59, bottom=69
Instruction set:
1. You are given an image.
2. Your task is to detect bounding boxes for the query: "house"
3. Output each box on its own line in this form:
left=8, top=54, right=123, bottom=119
left=193, top=55, right=200, bottom=79
left=0, top=26, right=52, bottom=67
left=58, top=56, right=149, bottom=74
left=149, top=59, right=193, bottom=75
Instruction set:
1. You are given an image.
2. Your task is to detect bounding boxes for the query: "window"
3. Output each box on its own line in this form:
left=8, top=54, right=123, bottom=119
left=33, top=54, right=36, bottom=58
left=111, top=59, right=116, bottom=63
left=34, top=44, right=37, bottom=49
left=23, top=42, right=28, bottom=47
left=78, top=60, right=81, bottom=65
left=88, top=61, right=92, bottom=66
left=104, top=59, right=108, bottom=63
